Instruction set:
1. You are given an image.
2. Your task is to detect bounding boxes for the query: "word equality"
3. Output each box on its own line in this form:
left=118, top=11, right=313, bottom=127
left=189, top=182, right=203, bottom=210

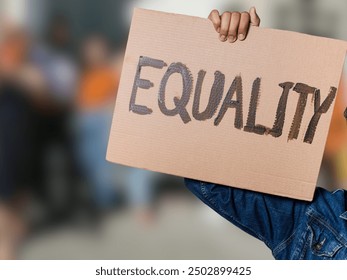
left=129, top=56, right=337, bottom=144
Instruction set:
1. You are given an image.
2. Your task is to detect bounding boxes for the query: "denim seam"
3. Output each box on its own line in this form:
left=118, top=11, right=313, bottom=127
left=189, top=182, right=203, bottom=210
left=200, top=182, right=272, bottom=249
left=290, top=227, right=309, bottom=260
left=307, top=223, right=343, bottom=258
left=332, top=189, right=344, bottom=195
left=339, top=212, right=347, bottom=220
left=299, top=228, right=312, bottom=260
left=272, top=228, right=297, bottom=258
left=307, top=209, right=347, bottom=247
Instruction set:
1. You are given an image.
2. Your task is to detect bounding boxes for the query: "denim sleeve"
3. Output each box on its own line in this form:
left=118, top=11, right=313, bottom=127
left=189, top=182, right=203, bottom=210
left=184, top=178, right=309, bottom=251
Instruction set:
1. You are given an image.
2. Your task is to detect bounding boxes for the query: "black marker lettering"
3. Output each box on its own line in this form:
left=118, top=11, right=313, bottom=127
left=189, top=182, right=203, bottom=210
left=269, top=82, right=295, bottom=137
left=158, top=62, right=193, bottom=123
left=244, top=77, right=269, bottom=135
left=214, top=76, right=243, bottom=129
left=193, top=70, right=225, bottom=121
left=304, top=87, right=337, bottom=144
left=288, top=83, right=316, bottom=141
left=130, top=56, right=167, bottom=115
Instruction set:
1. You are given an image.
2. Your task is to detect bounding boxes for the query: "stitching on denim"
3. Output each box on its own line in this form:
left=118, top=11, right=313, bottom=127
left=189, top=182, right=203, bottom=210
left=332, top=189, right=344, bottom=195
left=290, top=227, right=309, bottom=260
left=200, top=182, right=272, bottom=249
left=299, top=228, right=312, bottom=260
left=339, top=212, right=347, bottom=220
left=307, top=209, right=347, bottom=247
left=307, top=222, right=343, bottom=257
left=273, top=205, right=310, bottom=257
left=272, top=228, right=297, bottom=257
left=201, top=182, right=216, bottom=205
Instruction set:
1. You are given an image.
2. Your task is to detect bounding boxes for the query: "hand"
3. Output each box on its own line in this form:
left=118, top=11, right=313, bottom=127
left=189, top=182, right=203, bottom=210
left=208, top=7, right=260, bottom=43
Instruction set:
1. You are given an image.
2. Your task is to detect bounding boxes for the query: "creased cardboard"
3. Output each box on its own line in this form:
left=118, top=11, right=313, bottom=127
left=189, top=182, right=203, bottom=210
left=107, top=8, right=347, bottom=201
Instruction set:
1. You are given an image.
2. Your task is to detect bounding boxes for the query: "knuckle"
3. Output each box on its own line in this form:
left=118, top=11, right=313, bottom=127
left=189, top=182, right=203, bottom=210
left=228, top=23, right=238, bottom=32
left=220, top=27, right=229, bottom=35
left=238, top=24, right=246, bottom=31
left=228, top=30, right=237, bottom=37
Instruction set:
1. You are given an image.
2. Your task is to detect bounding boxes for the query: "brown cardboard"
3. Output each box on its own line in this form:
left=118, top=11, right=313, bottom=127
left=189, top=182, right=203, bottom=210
left=107, top=8, right=347, bottom=201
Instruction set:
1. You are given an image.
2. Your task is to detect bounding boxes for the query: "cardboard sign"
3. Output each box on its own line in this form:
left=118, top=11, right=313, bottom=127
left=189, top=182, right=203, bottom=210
left=107, top=8, right=347, bottom=201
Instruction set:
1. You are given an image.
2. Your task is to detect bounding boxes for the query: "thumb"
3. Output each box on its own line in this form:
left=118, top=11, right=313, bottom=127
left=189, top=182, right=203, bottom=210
left=249, top=7, right=260, bottom=26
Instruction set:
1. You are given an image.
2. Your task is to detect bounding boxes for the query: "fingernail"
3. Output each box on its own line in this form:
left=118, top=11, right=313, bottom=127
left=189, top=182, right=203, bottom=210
left=228, top=35, right=235, bottom=43
left=238, top=34, right=245, bottom=40
left=220, top=35, right=226, bottom=41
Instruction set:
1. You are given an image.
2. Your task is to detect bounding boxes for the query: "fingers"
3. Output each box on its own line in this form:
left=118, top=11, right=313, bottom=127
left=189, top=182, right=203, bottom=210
left=228, top=12, right=240, bottom=42
left=237, top=12, right=250, bottom=41
left=219, top=12, right=231, bottom=41
left=208, top=8, right=261, bottom=43
left=208, top=10, right=221, bottom=32
left=249, top=7, right=260, bottom=26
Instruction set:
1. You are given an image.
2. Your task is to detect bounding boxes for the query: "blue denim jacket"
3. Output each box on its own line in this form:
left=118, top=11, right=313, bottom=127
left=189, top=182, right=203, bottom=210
left=185, top=179, right=347, bottom=260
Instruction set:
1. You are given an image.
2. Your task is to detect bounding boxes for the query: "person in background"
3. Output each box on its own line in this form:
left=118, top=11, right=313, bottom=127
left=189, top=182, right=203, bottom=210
left=185, top=7, right=347, bottom=260
left=0, top=25, right=46, bottom=259
left=32, top=14, right=77, bottom=104
left=75, top=35, right=118, bottom=211
left=30, top=14, right=79, bottom=219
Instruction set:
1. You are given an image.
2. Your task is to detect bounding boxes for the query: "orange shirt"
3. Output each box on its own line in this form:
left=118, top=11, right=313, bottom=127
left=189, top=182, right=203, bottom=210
left=78, top=67, right=118, bottom=109
left=0, top=37, right=26, bottom=72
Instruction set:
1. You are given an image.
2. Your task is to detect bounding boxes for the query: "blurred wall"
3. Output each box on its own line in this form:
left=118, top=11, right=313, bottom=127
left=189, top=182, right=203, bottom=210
left=31, top=0, right=130, bottom=48
left=132, top=0, right=347, bottom=40
left=6, top=0, right=347, bottom=44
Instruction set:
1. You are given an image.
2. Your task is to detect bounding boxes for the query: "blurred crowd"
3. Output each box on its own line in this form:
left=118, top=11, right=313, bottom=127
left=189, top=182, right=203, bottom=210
left=322, top=81, right=347, bottom=190
left=0, top=13, right=163, bottom=259
left=0, top=0, right=346, bottom=260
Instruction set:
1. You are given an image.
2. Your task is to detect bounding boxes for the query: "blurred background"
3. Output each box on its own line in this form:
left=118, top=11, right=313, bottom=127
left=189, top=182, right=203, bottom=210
left=0, top=0, right=346, bottom=260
